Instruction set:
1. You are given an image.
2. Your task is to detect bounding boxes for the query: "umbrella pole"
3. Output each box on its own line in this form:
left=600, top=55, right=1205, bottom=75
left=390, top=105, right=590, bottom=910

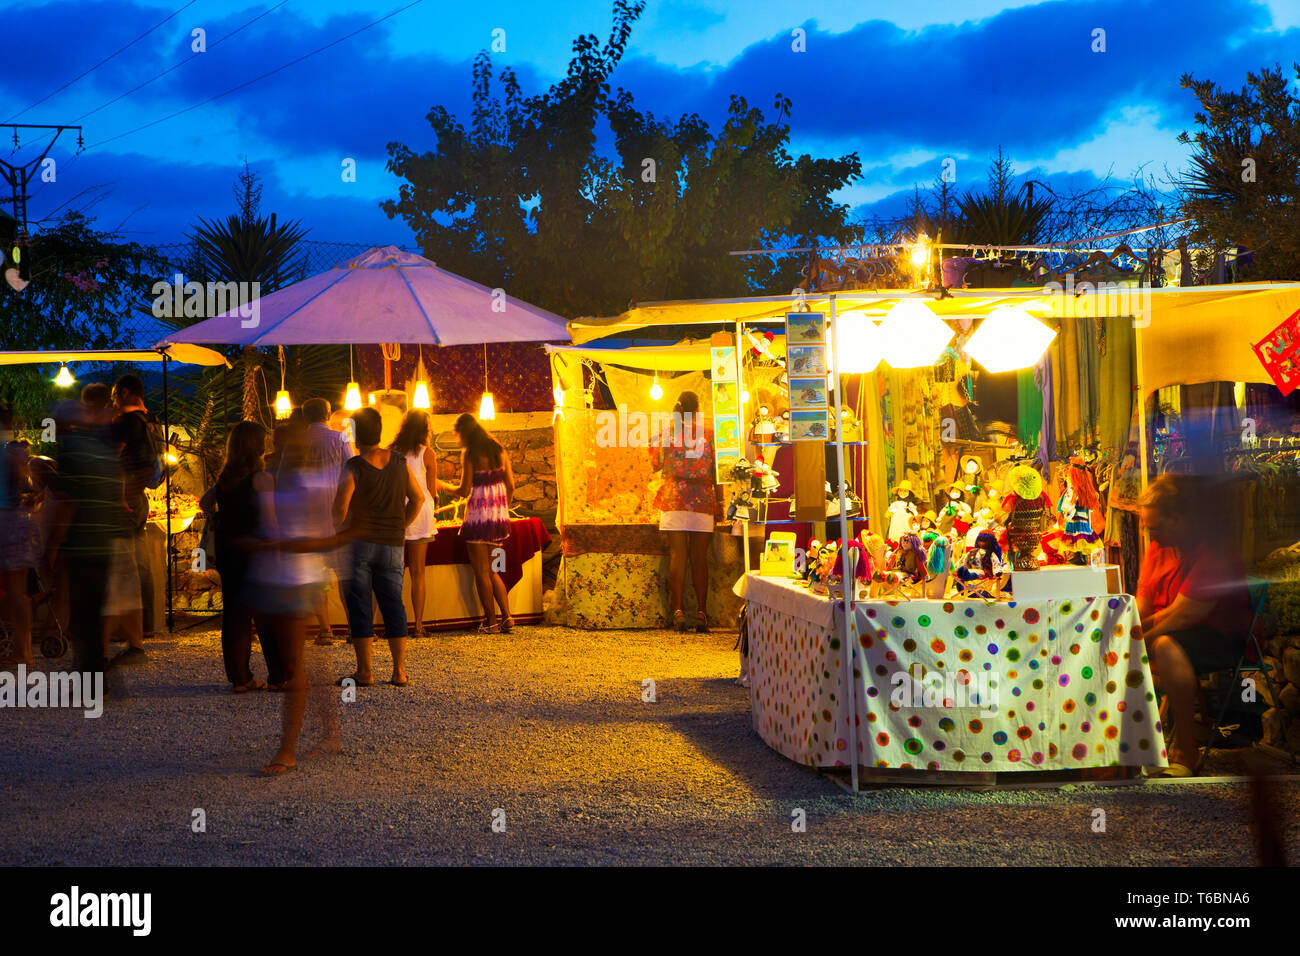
left=164, top=354, right=174, bottom=634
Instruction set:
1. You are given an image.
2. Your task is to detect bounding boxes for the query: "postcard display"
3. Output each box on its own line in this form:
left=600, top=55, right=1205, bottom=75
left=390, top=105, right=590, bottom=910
left=711, top=336, right=744, bottom=482
left=785, top=312, right=830, bottom=441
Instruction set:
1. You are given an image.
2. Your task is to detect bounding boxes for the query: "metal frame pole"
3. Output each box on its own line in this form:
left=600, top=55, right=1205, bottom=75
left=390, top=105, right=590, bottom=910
left=829, top=296, right=859, bottom=792
left=163, top=354, right=174, bottom=633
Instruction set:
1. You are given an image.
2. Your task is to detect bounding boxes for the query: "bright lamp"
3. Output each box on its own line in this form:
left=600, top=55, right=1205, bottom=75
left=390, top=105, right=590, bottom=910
left=479, top=392, right=496, bottom=421
left=877, top=300, right=954, bottom=368
left=274, top=390, right=292, bottom=420
left=344, top=382, right=362, bottom=410
left=54, top=364, right=76, bottom=387
left=965, top=305, right=1058, bottom=373
left=835, top=311, right=884, bottom=373
left=412, top=380, right=431, bottom=409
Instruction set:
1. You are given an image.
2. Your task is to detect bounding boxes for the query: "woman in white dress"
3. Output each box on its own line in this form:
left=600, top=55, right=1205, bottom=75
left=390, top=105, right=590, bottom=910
left=390, top=411, right=456, bottom=637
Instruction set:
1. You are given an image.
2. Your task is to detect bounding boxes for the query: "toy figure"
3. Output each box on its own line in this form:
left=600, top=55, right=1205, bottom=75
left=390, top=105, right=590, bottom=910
left=1000, top=464, right=1053, bottom=571
left=799, top=537, right=823, bottom=586
left=1057, top=456, right=1103, bottom=565
left=925, top=535, right=952, bottom=599
left=954, top=531, right=1010, bottom=598
left=863, top=532, right=906, bottom=599
left=886, top=480, right=919, bottom=543
left=938, top=483, right=972, bottom=535
left=890, top=533, right=929, bottom=596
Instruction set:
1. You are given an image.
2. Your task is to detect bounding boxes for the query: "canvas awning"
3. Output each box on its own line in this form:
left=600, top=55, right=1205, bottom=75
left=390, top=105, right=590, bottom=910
left=544, top=343, right=711, bottom=371
left=0, top=344, right=229, bottom=367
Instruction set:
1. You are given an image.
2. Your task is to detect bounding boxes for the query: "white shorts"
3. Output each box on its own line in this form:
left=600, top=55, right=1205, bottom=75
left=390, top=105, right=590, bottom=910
left=659, top=510, right=713, bottom=533
left=103, top=537, right=142, bottom=617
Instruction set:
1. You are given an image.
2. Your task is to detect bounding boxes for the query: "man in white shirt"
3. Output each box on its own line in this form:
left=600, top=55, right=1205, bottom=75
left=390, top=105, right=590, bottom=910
left=303, top=399, right=355, bottom=644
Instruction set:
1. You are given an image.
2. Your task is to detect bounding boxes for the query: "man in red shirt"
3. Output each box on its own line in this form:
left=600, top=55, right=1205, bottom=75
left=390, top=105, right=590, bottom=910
left=1137, top=475, right=1250, bottom=775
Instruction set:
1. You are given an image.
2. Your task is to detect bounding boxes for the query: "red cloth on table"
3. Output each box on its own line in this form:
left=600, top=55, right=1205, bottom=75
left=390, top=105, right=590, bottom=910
left=424, top=517, right=551, bottom=591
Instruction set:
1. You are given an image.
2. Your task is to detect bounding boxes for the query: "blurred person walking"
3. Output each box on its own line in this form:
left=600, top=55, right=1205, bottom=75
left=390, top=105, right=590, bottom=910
left=453, top=413, right=514, bottom=634
left=110, top=374, right=161, bottom=649
left=247, top=420, right=340, bottom=775
left=333, top=407, right=424, bottom=686
left=303, top=398, right=354, bottom=645
left=390, top=410, right=455, bottom=637
left=0, top=408, right=35, bottom=668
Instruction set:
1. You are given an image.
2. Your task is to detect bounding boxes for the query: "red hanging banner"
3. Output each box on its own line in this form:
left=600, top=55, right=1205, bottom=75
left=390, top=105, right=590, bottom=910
left=1252, top=307, right=1300, bottom=396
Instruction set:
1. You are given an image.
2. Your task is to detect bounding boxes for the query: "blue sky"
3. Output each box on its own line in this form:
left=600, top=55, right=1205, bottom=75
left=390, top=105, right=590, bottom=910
left=3, top=0, right=1299, bottom=249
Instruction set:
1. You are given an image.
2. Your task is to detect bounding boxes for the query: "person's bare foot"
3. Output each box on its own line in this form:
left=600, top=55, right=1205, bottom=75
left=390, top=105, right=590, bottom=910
left=390, top=670, right=409, bottom=686
left=304, top=737, right=343, bottom=760
left=259, top=757, right=296, bottom=775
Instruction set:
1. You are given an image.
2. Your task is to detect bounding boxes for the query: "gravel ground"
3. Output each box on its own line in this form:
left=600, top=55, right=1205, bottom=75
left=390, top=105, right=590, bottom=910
left=2, top=623, right=1298, bottom=866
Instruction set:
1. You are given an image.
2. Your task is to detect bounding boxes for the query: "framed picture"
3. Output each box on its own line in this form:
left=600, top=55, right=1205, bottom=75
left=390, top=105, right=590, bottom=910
left=790, top=409, right=829, bottom=441
left=713, top=414, right=740, bottom=449
left=788, top=376, right=827, bottom=409
left=711, top=346, right=737, bottom=382
left=712, top=381, right=739, bottom=415
left=785, top=312, right=826, bottom=345
left=760, top=531, right=798, bottom=577
left=787, top=345, right=827, bottom=377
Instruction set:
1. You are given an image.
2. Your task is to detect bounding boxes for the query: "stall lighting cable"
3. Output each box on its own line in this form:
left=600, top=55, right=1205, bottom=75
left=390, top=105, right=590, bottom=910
left=3, top=0, right=200, bottom=123
left=83, top=0, right=426, bottom=151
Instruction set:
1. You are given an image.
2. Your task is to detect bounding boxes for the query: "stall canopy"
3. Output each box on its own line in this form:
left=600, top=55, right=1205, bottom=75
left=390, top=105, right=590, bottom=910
left=544, top=342, right=711, bottom=371
left=0, top=344, right=229, bottom=366
left=157, top=245, right=571, bottom=347
left=570, top=283, right=1300, bottom=391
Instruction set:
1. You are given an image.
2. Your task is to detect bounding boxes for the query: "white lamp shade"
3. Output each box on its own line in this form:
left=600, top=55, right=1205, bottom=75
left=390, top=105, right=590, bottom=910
left=54, top=365, right=76, bottom=387
left=877, top=300, right=954, bottom=368
left=412, top=380, right=431, bottom=409
left=274, top=390, right=292, bottom=420
left=965, top=305, right=1058, bottom=373
left=835, top=311, right=883, bottom=374
left=344, top=382, right=362, bottom=410
left=479, top=392, right=496, bottom=420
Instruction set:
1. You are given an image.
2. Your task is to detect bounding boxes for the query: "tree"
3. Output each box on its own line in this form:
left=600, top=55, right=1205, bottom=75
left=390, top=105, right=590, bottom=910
left=0, top=212, right=164, bottom=424
left=1178, top=64, right=1300, bottom=280
left=382, top=1, right=862, bottom=317
left=184, top=181, right=310, bottom=421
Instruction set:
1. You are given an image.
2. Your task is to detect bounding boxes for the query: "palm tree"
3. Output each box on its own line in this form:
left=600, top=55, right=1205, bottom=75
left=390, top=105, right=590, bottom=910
left=188, top=209, right=309, bottom=420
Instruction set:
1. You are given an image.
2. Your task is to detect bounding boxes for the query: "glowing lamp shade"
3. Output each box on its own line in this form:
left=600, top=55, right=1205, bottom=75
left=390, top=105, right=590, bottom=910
left=367, top=393, right=376, bottom=406
left=479, top=392, right=496, bottom=421
left=965, top=305, right=1058, bottom=373
left=835, top=311, right=883, bottom=373
left=649, top=377, right=663, bottom=401
left=274, top=390, right=292, bottom=420
left=53, top=364, right=76, bottom=387
left=344, top=382, right=362, bottom=411
left=412, top=380, right=431, bottom=409
left=877, top=300, right=954, bottom=368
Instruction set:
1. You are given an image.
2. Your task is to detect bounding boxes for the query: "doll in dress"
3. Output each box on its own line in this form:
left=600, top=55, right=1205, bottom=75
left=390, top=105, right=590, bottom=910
left=886, top=480, right=920, bottom=543
left=890, top=533, right=929, bottom=595
left=1000, top=464, right=1053, bottom=571
left=1057, top=457, right=1103, bottom=565
left=925, top=535, right=952, bottom=599
left=954, top=531, right=1009, bottom=597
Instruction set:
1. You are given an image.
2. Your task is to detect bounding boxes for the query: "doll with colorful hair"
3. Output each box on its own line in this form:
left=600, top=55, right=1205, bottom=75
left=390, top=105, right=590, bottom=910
left=1057, top=457, right=1104, bottom=565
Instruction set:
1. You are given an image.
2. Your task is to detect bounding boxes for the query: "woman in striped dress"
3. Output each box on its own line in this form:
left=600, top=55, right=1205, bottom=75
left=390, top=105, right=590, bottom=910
left=454, top=413, right=515, bottom=633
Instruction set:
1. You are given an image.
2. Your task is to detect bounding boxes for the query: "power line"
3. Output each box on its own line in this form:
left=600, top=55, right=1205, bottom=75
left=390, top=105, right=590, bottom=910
left=3, top=1, right=200, bottom=124
left=73, top=0, right=293, bottom=124
left=85, top=0, right=426, bottom=150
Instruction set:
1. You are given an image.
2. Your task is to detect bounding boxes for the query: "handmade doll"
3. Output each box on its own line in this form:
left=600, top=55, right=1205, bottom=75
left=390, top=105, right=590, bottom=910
left=800, top=538, right=823, bottom=586
left=999, top=464, right=1053, bottom=572
left=890, top=533, right=929, bottom=595
left=886, top=480, right=920, bottom=543
left=1057, top=457, right=1103, bottom=565
left=938, top=483, right=972, bottom=535
left=955, top=532, right=1009, bottom=598
left=810, top=540, right=840, bottom=596
left=925, top=535, right=952, bottom=599
left=833, top=537, right=872, bottom=600
left=909, top=510, right=939, bottom=535
left=863, top=532, right=905, bottom=598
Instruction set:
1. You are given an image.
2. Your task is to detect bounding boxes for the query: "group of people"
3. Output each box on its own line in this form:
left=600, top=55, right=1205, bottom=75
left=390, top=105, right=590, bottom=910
left=0, top=375, right=159, bottom=673
left=200, top=403, right=515, bottom=774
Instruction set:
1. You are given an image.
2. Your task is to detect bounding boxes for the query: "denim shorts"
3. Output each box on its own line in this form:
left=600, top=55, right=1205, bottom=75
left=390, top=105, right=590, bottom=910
left=345, top=540, right=407, bottom=639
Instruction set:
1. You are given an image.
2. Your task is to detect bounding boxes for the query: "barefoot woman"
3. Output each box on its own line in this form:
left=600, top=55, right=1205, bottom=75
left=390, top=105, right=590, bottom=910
left=453, top=413, right=514, bottom=633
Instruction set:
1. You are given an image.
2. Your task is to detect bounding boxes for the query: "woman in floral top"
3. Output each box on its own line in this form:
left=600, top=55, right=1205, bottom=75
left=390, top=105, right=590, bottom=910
left=649, top=391, right=716, bottom=632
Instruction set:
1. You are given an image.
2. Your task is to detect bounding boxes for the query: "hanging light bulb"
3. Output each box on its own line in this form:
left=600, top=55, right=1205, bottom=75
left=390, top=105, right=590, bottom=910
left=274, top=390, right=292, bottom=420
left=740, top=388, right=749, bottom=404
left=53, top=364, right=75, bottom=387
left=344, top=382, right=362, bottom=411
left=413, top=380, right=431, bottom=409
left=910, top=231, right=931, bottom=286
left=877, top=300, right=954, bottom=368
left=835, top=311, right=884, bottom=373
left=479, top=391, right=496, bottom=420
left=553, top=387, right=565, bottom=407
left=964, top=305, right=1059, bottom=373
left=367, top=392, right=376, bottom=406
left=649, top=374, right=663, bottom=401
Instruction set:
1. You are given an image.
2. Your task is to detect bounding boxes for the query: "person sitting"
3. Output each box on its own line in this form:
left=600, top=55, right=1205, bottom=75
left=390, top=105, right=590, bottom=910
left=1137, top=475, right=1250, bottom=777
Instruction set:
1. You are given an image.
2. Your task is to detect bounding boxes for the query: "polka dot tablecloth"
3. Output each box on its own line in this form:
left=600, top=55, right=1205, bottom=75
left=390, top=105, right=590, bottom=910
left=740, top=575, right=1167, bottom=773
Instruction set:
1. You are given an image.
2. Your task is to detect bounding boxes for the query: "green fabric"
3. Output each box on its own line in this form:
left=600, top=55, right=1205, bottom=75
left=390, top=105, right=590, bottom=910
left=1017, top=368, right=1043, bottom=451
left=1099, top=316, right=1134, bottom=456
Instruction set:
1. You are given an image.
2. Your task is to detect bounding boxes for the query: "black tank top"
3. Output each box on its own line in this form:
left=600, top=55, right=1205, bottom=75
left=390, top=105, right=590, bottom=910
left=344, top=452, right=407, bottom=547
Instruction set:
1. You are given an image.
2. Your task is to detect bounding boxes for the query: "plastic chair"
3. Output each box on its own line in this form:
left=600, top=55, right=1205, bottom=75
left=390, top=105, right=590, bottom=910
left=1196, top=577, right=1283, bottom=771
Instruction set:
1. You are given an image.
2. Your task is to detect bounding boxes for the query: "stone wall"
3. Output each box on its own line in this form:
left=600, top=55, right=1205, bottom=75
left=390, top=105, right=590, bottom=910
left=430, top=417, right=557, bottom=527
left=1260, top=634, right=1300, bottom=754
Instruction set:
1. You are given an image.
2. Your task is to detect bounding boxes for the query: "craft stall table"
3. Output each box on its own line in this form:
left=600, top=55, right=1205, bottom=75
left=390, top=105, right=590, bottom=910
left=736, top=572, right=1167, bottom=775
left=326, top=516, right=551, bottom=633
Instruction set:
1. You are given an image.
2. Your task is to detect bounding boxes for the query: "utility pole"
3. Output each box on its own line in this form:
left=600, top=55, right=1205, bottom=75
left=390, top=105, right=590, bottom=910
left=0, top=123, right=83, bottom=283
